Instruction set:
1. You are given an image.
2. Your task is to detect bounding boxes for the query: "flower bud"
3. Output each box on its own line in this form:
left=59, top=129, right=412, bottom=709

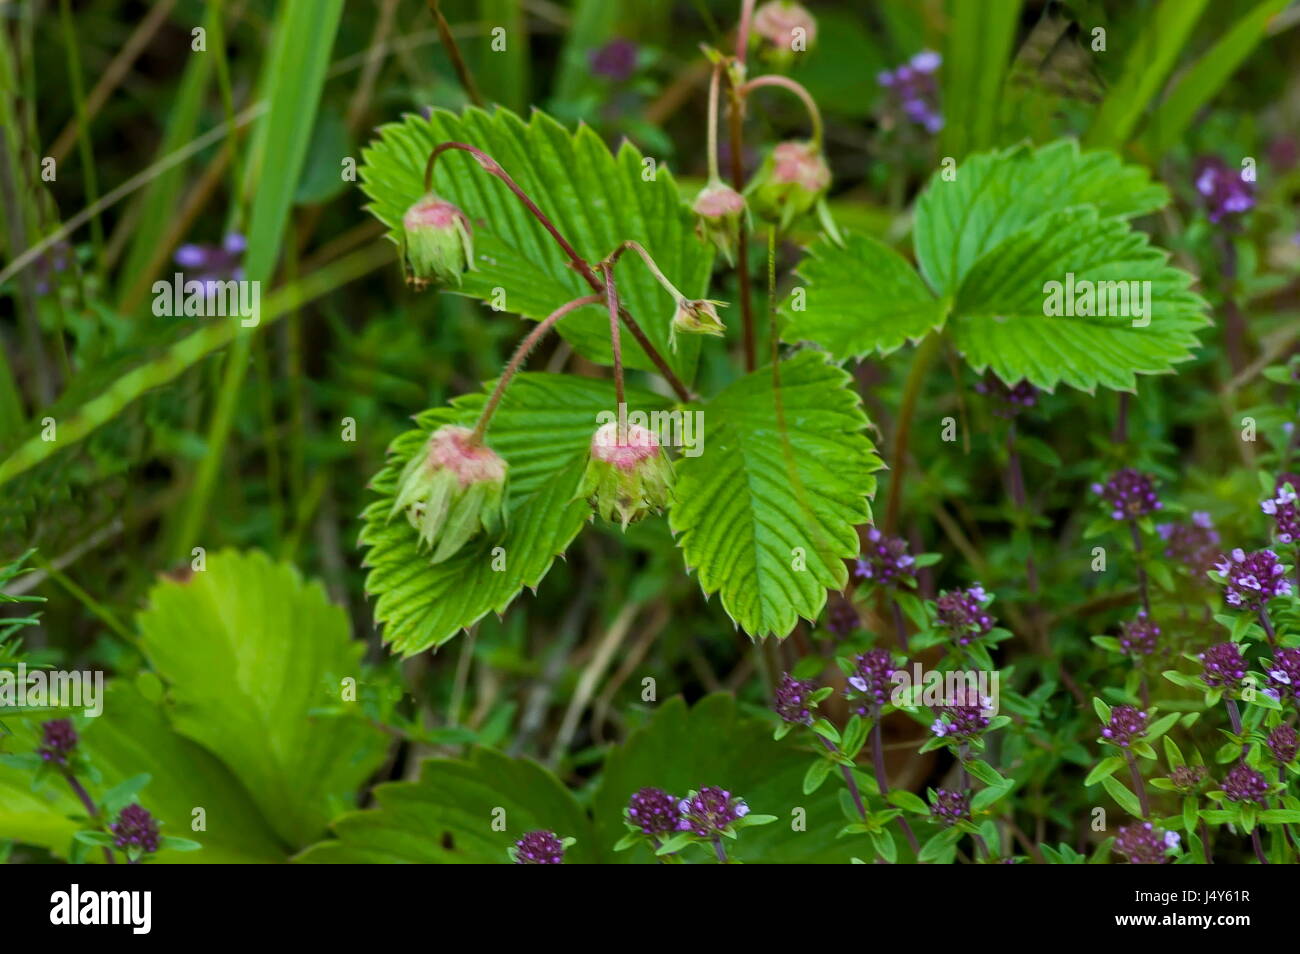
left=401, top=193, right=475, bottom=289
left=692, top=181, right=747, bottom=264
left=746, top=140, right=831, bottom=229
left=670, top=297, right=727, bottom=350
left=580, top=421, right=674, bottom=529
left=390, top=425, right=507, bottom=563
left=752, top=1, right=817, bottom=66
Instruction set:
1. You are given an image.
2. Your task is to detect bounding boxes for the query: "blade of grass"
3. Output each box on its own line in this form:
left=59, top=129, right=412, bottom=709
left=167, top=0, right=345, bottom=559
left=1142, top=0, right=1291, bottom=159
left=477, top=0, right=528, bottom=111
left=0, top=243, right=390, bottom=489
left=57, top=0, right=105, bottom=270
left=1084, top=0, right=1209, bottom=150
left=940, top=0, right=1023, bottom=160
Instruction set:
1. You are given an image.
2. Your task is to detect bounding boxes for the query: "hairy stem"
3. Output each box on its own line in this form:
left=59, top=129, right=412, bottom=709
left=470, top=295, right=603, bottom=444
left=820, top=736, right=866, bottom=819
left=1259, top=608, right=1277, bottom=648
left=739, top=75, right=824, bottom=148
left=706, top=60, right=723, bottom=183
left=884, top=333, right=943, bottom=535
left=1128, top=521, right=1151, bottom=618
left=725, top=77, right=756, bottom=371
left=1126, top=751, right=1150, bottom=819
left=424, top=143, right=693, bottom=401
left=712, top=835, right=729, bottom=863
left=63, top=772, right=115, bottom=864
left=426, top=0, right=484, bottom=107
left=602, top=264, right=626, bottom=407
left=735, top=0, right=756, bottom=64
left=1251, top=827, right=1269, bottom=865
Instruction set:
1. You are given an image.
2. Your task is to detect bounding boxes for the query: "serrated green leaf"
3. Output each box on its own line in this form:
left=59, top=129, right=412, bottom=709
left=362, top=373, right=670, bottom=654
left=670, top=352, right=881, bottom=637
left=136, top=550, right=388, bottom=847
left=951, top=207, right=1208, bottom=392
left=359, top=107, right=711, bottom=380
left=296, top=747, right=595, bottom=863
left=779, top=232, right=949, bottom=360
left=913, top=140, right=1168, bottom=295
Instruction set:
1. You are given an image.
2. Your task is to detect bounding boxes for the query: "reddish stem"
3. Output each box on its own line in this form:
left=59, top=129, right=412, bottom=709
left=601, top=263, right=625, bottom=407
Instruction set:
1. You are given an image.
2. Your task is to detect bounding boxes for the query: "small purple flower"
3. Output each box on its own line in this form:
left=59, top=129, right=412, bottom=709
left=877, top=51, right=943, bottom=133
left=1193, top=156, right=1255, bottom=224
left=512, top=829, right=565, bottom=864
left=935, top=585, right=995, bottom=647
left=1199, top=642, right=1248, bottom=690
left=1114, top=822, right=1176, bottom=864
left=1267, top=648, right=1300, bottom=706
left=1169, top=765, right=1206, bottom=793
left=1092, top=468, right=1161, bottom=521
left=589, top=38, right=638, bottom=82
left=110, top=804, right=161, bottom=855
left=853, top=527, right=916, bottom=589
left=1100, top=705, right=1148, bottom=749
left=626, top=787, right=681, bottom=836
left=37, top=719, right=78, bottom=765
left=930, top=688, right=991, bottom=742
left=1221, top=763, right=1269, bottom=805
left=774, top=672, right=817, bottom=725
left=677, top=787, right=749, bottom=837
left=32, top=240, right=72, bottom=295
left=974, top=377, right=1038, bottom=418
left=929, top=788, right=970, bottom=826
left=1261, top=480, right=1300, bottom=545
left=1118, top=610, right=1159, bottom=657
left=1156, top=512, right=1220, bottom=578
left=1213, top=548, right=1292, bottom=612
left=1267, top=725, right=1298, bottom=765
left=824, top=593, right=860, bottom=636
left=846, top=648, right=897, bottom=716
left=173, top=233, right=246, bottom=297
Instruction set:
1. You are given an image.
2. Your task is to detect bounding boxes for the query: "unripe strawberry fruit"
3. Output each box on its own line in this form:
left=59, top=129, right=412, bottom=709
left=401, top=193, right=475, bottom=289
left=580, top=422, right=674, bottom=529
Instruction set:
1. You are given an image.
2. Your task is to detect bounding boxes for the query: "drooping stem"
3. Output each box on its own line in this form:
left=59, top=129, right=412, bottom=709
left=884, top=333, right=943, bottom=535
left=470, top=295, right=603, bottom=444
left=820, top=736, right=866, bottom=819
left=607, top=240, right=687, bottom=302
left=739, top=75, right=824, bottom=148
left=424, top=143, right=693, bottom=402
left=426, top=0, right=485, bottom=108
left=1128, top=521, right=1151, bottom=618
left=725, top=76, right=756, bottom=372
left=872, top=717, right=920, bottom=853
left=602, top=264, right=626, bottom=407
left=1126, top=751, right=1150, bottom=819
left=706, top=60, right=723, bottom=183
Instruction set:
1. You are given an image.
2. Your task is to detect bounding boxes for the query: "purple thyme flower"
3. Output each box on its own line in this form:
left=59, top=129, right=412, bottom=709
left=846, top=648, right=897, bottom=716
left=37, top=719, right=78, bottom=765
left=774, top=672, right=817, bottom=725
left=1156, top=511, right=1220, bottom=578
left=877, top=50, right=943, bottom=133
left=1118, top=610, right=1159, bottom=657
left=1199, top=642, right=1248, bottom=690
left=974, top=376, right=1038, bottom=419
left=1169, top=765, right=1206, bottom=794
left=173, top=232, right=246, bottom=298
left=935, top=584, right=995, bottom=647
left=512, top=829, right=565, bottom=864
left=1091, top=468, right=1161, bottom=521
left=626, top=787, right=681, bottom=837
left=1221, top=763, right=1270, bottom=805
left=32, top=240, right=72, bottom=295
left=1100, top=705, right=1148, bottom=749
left=929, top=788, right=970, bottom=826
left=589, top=38, right=638, bottom=82
left=677, top=787, right=749, bottom=837
left=1267, top=725, right=1297, bottom=764
left=1193, top=156, right=1255, bottom=224
left=1213, top=548, right=1292, bottom=612
left=1114, top=822, right=1177, bottom=864
left=1261, top=480, right=1299, bottom=545
left=824, top=593, right=860, bottom=636
left=930, top=687, right=992, bottom=742
left=854, top=527, right=916, bottom=589
left=1267, top=648, right=1300, bottom=706
left=110, top=804, right=161, bottom=855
